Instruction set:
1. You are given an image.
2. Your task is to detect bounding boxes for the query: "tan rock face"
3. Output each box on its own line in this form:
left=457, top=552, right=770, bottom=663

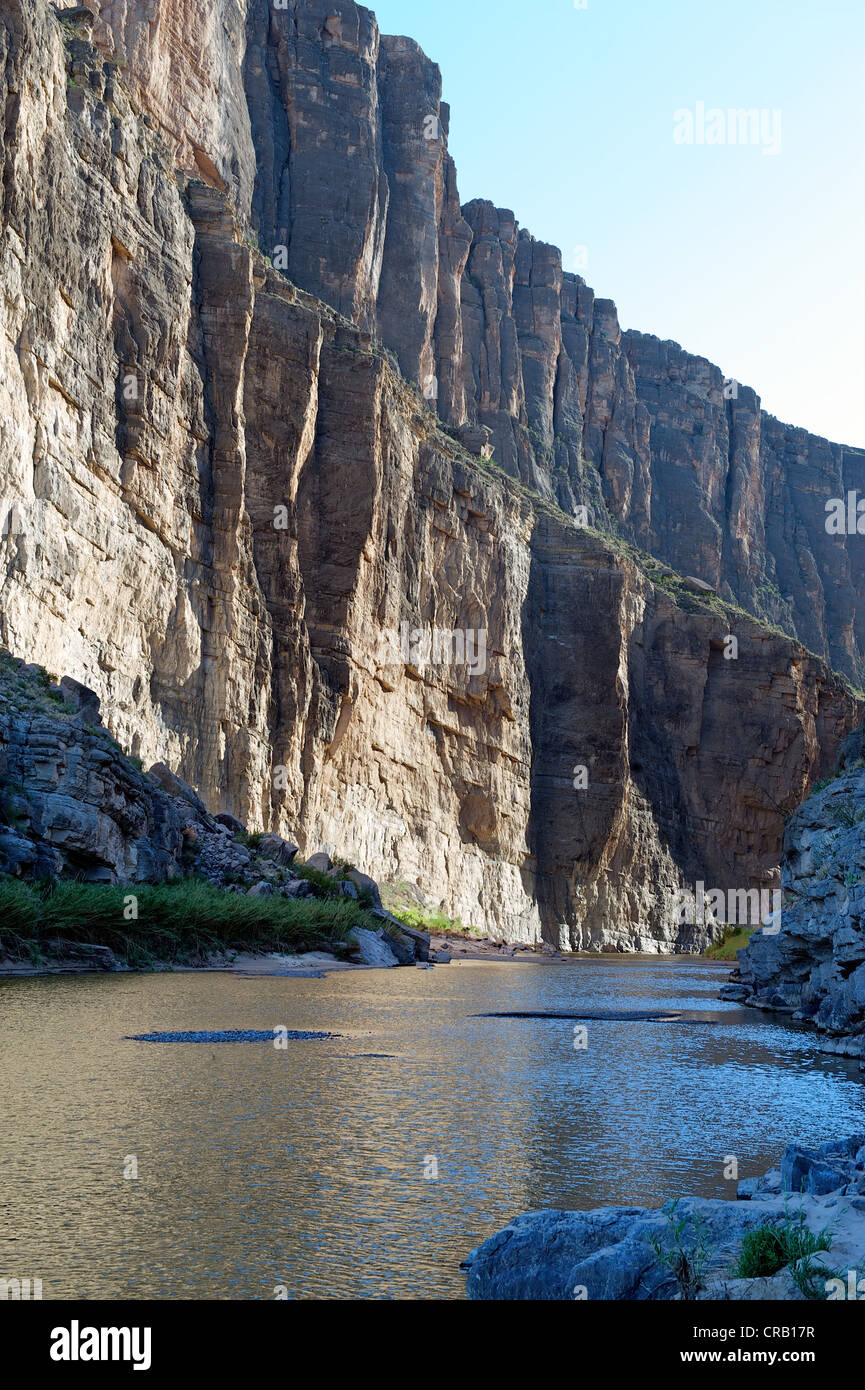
left=1, top=2, right=861, bottom=949
left=68, top=0, right=865, bottom=682
left=71, top=0, right=256, bottom=208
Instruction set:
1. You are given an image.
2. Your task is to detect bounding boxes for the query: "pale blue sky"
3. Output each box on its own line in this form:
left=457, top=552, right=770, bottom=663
left=370, top=0, right=865, bottom=448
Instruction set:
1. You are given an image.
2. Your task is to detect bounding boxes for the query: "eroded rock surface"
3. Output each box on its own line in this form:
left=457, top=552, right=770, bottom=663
left=64, top=0, right=865, bottom=684
left=724, top=730, right=865, bottom=1051
left=1, top=1, right=862, bottom=949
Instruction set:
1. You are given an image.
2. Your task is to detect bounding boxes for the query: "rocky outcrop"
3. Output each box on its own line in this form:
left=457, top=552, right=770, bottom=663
left=1, top=1, right=862, bottom=949
left=0, top=650, right=289, bottom=889
left=723, top=730, right=865, bottom=1052
left=0, top=651, right=434, bottom=966
left=0, top=658, right=184, bottom=883
left=463, top=1134, right=865, bottom=1301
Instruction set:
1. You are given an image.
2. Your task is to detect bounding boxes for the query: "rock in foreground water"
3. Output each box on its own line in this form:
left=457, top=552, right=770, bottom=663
left=463, top=1135, right=865, bottom=1300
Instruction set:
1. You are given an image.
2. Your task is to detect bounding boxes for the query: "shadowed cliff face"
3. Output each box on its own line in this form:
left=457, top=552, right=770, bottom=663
left=723, top=735, right=865, bottom=1055
left=0, top=0, right=861, bottom=949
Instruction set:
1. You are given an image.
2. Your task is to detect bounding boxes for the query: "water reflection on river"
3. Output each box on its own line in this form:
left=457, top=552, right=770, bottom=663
left=1, top=958, right=863, bottom=1299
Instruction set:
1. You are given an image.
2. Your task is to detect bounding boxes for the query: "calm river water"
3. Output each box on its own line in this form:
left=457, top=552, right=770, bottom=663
left=1, top=958, right=863, bottom=1299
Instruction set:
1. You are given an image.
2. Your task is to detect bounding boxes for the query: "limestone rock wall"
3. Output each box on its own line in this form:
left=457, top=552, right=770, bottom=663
left=68, top=0, right=865, bottom=683
left=79, top=0, right=256, bottom=207
left=1, top=0, right=861, bottom=949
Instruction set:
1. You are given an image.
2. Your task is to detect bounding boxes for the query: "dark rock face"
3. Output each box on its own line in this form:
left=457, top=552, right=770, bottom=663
left=0, top=660, right=188, bottom=883
left=724, top=756, right=865, bottom=1052
left=245, top=0, right=389, bottom=333
left=524, top=520, right=858, bottom=949
left=0, top=0, right=862, bottom=949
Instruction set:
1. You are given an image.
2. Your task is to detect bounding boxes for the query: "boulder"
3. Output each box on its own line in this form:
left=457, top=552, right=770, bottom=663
left=344, top=868, right=382, bottom=908
left=464, top=1151, right=863, bottom=1301
left=348, top=927, right=399, bottom=968
left=147, top=763, right=209, bottom=818
left=780, top=1138, right=865, bottom=1196
left=215, top=812, right=246, bottom=834
left=305, top=852, right=332, bottom=872
left=44, top=939, right=116, bottom=970
left=58, top=676, right=101, bottom=722
left=0, top=831, right=37, bottom=875
left=454, top=422, right=494, bottom=459
left=282, top=880, right=312, bottom=899
left=372, top=911, right=430, bottom=961
left=256, top=834, right=299, bottom=867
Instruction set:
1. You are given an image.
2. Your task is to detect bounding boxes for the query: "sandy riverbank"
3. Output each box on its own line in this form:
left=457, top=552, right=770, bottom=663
left=0, top=935, right=566, bottom=979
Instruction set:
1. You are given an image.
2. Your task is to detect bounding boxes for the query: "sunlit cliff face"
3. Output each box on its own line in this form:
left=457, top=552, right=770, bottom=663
left=1, top=0, right=861, bottom=948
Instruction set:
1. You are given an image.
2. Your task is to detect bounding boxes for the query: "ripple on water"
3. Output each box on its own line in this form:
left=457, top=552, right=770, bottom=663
left=2, top=961, right=864, bottom=1300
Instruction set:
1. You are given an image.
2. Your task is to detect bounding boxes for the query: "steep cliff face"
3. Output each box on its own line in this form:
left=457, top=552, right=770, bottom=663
left=74, top=0, right=256, bottom=206
left=72, top=0, right=865, bottom=685
left=723, top=730, right=865, bottom=1053
left=0, top=0, right=861, bottom=949
left=621, top=333, right=865, bottom=685
left=524, top=520, right=858, bottom=949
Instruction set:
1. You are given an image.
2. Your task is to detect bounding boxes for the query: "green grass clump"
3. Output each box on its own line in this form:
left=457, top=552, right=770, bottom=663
left=704, top=925, right=755, bottom=960
left=234, top=830, right=263, bottom=850
left=734, top=1223, right=787, bottom=1279
left=0, top=876, right=378, bottom=968
left=292, top=861, right=343, bottom=895
left=379, top=879, right=482, bottom=937
left=391, top=904, right=481, bottom=938
left=734, top=1211, right=835, bottom=1298
left=288, top=859, right=377, bottom=908
left=0, top=878, right=41, bottom=935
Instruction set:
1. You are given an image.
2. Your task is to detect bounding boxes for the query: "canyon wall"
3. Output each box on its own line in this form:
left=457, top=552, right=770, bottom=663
left=0, top=0, right=861, bottom=948
left=723, top=733, right=865, bottom=1057
left=68, top=0, right=865, bottom=686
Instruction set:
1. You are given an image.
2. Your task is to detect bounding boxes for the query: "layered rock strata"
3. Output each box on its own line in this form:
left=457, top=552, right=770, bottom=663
left=0, top=1, right=861, bottom=949
left=69, top=0, right=865, bottom=681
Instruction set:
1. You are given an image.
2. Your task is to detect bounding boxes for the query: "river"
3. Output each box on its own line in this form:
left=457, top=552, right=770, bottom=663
left=1, top=957, right=863, bottom=1299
